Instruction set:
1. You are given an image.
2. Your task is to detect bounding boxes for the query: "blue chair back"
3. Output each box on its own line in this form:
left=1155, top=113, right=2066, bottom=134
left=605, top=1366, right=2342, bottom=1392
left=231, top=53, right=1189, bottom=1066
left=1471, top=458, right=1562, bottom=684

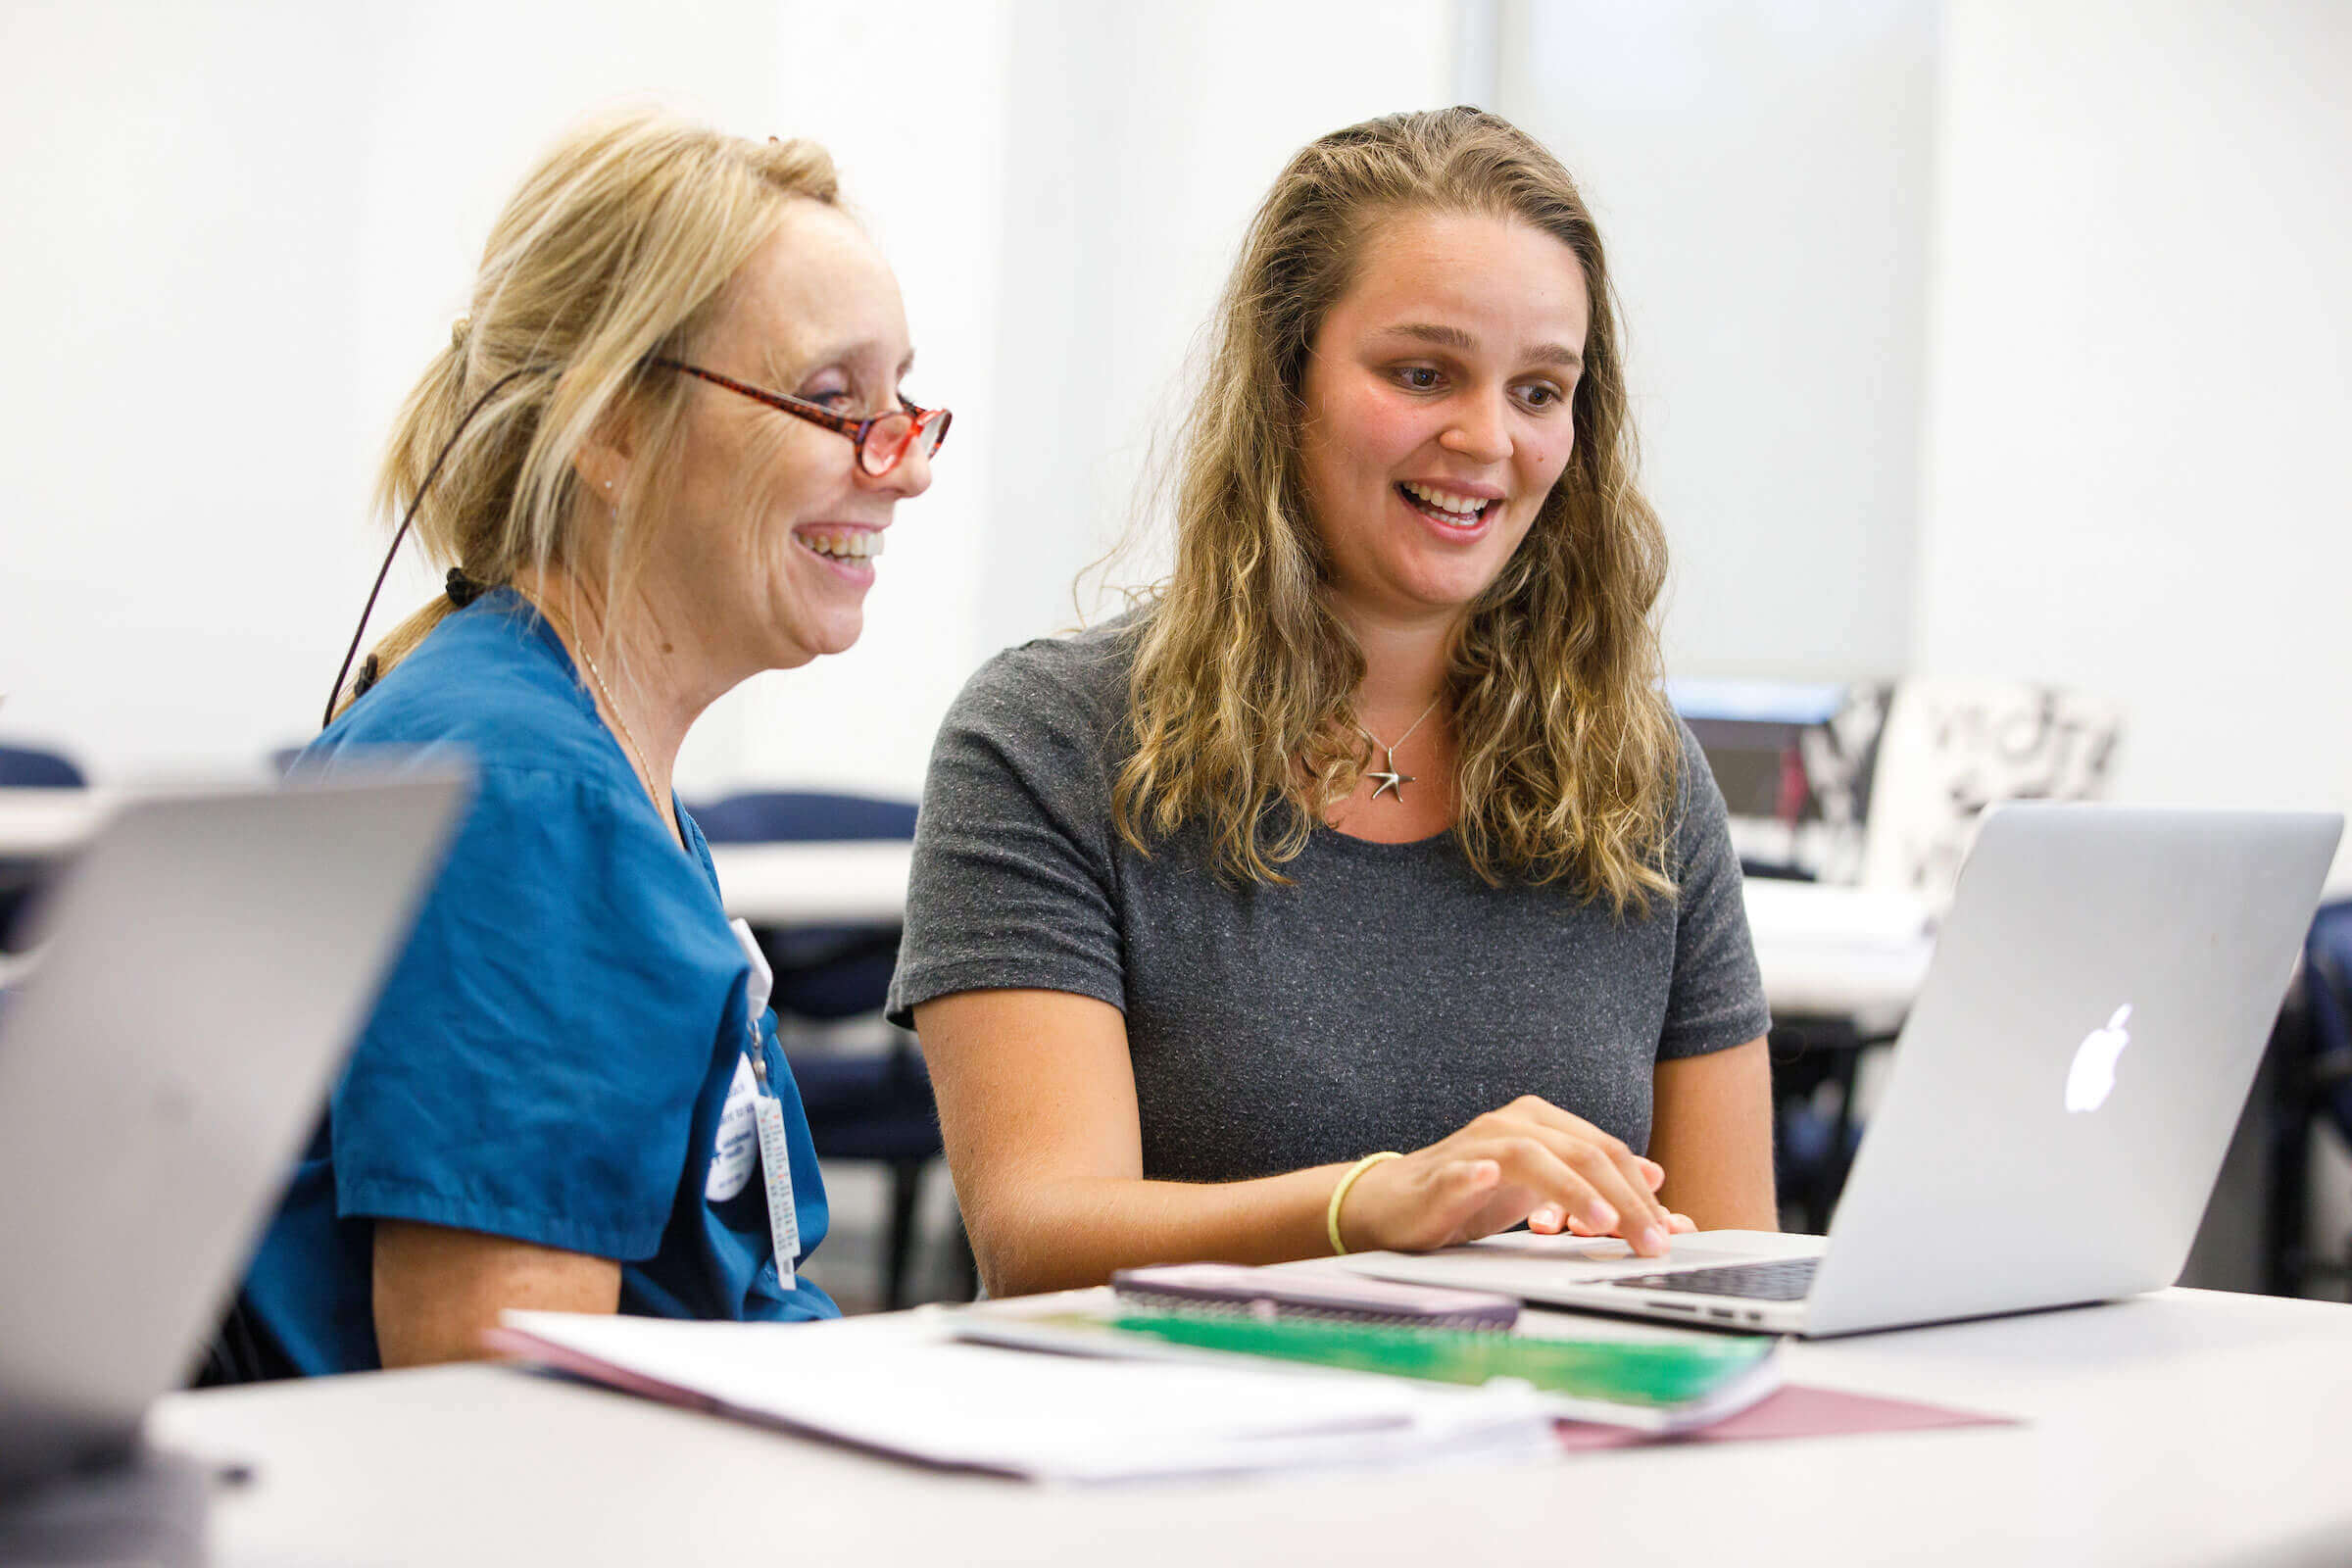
left=689, top=791, right=915, bottom=846
left=688, top=791, right=917, bottom=1021
left=2306, top=900, right=2352, bottom=1144
left=0, top=744, right=84, bottom=949
left=0, top=744, right=86, bottom=790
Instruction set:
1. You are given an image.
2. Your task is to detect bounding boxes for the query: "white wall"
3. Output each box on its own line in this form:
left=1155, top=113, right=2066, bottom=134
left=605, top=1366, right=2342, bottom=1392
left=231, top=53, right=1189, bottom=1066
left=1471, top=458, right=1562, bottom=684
left=756, top=0, right=1457, bottom=790
left=0, top=5, right=695, bottom=769
left=1915, top=0, right=2352, bottom=877
left=9, top=0, right=2345, bottom=858
left=976, top=0, right=1459, bottom=656
left=688, top=2, right=1012, bottom=797
left=1494, top=0, right=1942, bottom=682
left=0, top=0, right=1459, bottom=802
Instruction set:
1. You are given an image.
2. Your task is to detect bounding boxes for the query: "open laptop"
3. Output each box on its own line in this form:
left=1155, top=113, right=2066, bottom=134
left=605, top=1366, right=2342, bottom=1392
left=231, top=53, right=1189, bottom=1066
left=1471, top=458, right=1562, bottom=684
left=0, top=775, right=467, bottom=1507
left=1347, top=804, right=2342, bottom=1338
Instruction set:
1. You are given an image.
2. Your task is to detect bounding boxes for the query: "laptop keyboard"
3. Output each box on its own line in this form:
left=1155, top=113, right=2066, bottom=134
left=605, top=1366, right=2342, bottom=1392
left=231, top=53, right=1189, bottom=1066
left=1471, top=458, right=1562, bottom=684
left=1609, top=1257, right=1819, bottom=1302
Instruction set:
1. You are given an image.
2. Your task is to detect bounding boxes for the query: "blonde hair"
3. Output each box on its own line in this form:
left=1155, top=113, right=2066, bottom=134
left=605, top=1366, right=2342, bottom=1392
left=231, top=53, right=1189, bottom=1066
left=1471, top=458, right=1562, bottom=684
left=332, top=108, right=840, bottom=716
left=1112, top=107, right=1682, bottom=915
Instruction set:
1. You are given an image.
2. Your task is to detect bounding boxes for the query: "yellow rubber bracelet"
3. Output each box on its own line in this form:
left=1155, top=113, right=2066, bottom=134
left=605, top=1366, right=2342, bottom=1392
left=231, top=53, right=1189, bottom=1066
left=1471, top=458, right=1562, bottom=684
left=1326, top=1152, right=1403, bottom=1256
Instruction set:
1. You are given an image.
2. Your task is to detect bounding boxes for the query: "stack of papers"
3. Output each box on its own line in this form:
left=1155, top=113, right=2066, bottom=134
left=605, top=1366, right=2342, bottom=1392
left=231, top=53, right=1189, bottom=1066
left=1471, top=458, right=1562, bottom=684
left=490, top=1310, right=1561, bottom=1484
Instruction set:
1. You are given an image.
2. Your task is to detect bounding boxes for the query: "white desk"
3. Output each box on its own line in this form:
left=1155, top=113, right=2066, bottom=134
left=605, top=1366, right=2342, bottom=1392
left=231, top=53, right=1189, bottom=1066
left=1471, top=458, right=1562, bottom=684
left=706, top=841, right=916, bottom=927
left=0, top=795, right=1932, bottom=1018
left=0, top=792, right=910, bottom=926
left=0, top=789, right=111, bottom=860
left=708, top=842, right=1939, bottom=1023
left=1738, top=879, right=1933, bottom=1027
left=147, top=1287, right=2352, bottom=1566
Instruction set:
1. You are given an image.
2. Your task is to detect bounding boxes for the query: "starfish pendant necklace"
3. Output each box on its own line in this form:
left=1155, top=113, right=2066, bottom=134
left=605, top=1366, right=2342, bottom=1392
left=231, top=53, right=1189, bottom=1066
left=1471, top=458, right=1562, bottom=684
left=1358, top=695, right=1443, bottom=802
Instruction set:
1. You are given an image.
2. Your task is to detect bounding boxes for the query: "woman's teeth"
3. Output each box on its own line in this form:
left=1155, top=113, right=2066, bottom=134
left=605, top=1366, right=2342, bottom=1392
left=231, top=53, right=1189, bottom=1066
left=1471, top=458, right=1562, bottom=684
left=1399, top=481, right=1493, bottom=522
left=798, top=531, right=884, bottom=560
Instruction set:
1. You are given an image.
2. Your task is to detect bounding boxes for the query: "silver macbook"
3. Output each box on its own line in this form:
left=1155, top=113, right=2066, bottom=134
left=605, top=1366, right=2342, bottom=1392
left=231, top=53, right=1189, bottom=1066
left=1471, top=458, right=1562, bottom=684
left=0, top=774, right=467, bottom=1487
left=1346, top=804, right=2342, bottom=1337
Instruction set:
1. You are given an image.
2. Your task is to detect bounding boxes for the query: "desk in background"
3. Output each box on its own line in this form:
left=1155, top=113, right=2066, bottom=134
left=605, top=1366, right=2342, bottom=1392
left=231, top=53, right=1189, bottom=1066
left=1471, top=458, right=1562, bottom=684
left=707, top=840, right=914, bottom=927
left=710, top=841, right=1938, bottom=1022
left=0, top=794, right=1938, bottom=1020
left=148, top=1286, right=2352, bottom=1566
left=0, top=788, right=104, bottom=862
left=0, top=790, right=107, bottom=934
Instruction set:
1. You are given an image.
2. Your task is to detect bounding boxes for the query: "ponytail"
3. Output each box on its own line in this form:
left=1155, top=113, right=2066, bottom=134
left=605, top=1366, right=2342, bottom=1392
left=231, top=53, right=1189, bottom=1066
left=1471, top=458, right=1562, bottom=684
left=323, top=357, right=538, bottom=725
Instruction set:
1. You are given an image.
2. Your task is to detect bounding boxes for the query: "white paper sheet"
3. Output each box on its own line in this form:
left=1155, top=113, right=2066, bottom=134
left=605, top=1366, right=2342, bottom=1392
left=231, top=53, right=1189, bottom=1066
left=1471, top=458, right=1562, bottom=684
left=492, top=1309, right=1559, bottom=1484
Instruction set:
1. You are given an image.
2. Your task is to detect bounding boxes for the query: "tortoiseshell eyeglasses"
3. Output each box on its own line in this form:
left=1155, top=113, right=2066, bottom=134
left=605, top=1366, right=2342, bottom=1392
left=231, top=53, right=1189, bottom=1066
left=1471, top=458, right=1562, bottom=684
left=651, top=358, right=951, bottom=477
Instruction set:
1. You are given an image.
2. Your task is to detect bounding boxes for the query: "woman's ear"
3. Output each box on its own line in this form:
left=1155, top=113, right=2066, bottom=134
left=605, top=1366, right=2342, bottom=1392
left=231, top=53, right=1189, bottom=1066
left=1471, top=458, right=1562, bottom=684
left=573, top=394, right=640, bottom=504
left=572, top=437, right=628, bottom=507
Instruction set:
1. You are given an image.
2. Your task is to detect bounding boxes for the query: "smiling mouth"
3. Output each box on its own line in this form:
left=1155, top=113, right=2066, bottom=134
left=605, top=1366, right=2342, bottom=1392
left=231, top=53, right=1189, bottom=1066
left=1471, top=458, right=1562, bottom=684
left=1396, top=482, right=1497, bottom=527
left=796, top=530, right=885, bottom=562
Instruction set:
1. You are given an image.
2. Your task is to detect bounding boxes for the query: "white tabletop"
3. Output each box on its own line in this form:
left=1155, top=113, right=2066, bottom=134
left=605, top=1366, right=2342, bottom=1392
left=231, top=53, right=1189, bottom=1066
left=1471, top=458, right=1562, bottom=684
left=0, top=789, right=110, bottom=859
left=706, top=840, right=916, bottom=927
left=146, top=1287, right=2352, bottom=1567
left=1739, top=878, right=1934, bottom=1025
left=706, top=842, right=1937, bottom=1021
left=0, top=792, right=1933, bottom=1018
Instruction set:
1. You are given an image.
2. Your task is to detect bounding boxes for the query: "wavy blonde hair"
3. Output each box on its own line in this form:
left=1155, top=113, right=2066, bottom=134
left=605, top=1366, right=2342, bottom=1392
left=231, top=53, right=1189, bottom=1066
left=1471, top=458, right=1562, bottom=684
left=1112, top=107, right=1682, bottom=915
left=332, top=108, right=840, bottom=716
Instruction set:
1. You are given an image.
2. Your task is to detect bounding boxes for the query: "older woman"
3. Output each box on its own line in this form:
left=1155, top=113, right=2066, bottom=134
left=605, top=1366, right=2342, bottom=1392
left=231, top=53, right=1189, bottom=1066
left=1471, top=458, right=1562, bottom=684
left=891, top=108, right=1768, bottom=1298
left=228, top=110, right=947, bottom=1374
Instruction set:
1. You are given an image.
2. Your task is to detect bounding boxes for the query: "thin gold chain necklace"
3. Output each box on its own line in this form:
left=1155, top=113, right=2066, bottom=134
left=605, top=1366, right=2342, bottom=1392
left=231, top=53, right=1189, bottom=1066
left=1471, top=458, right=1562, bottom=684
left=570, top=630, right=673, bottom=838
left=527, top=590, right=674, bottom=837
left=575, top=642, right=653, bottom=787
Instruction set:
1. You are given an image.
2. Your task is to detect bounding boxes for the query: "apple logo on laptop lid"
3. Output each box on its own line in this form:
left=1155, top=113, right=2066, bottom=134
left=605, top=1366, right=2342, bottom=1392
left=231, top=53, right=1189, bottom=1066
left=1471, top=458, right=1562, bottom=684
left=2066, top=1004, right=2132, bottom=1113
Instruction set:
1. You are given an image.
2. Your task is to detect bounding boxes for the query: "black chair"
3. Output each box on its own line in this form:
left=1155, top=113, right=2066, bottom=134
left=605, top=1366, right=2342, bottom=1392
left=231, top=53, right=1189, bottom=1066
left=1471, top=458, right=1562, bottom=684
left=1769, top=1014, right=1894, bottom=1233
left=691, top=791, right=968, bottom=1310
left=0, top=743, right=88, bottom=953
left=2264, top=901, right=2352, bottom=1298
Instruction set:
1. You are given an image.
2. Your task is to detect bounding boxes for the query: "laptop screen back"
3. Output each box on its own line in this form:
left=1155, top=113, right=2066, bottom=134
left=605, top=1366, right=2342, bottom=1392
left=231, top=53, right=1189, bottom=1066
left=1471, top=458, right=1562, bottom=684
left=0, top=775, right=466, bottom=1482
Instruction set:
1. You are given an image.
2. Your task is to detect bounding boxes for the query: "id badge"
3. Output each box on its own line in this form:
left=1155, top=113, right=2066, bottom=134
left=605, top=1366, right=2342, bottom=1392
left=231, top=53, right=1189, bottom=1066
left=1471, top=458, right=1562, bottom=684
left=753, top=1093, right=800, bottom=1291
left=704, top=1054, right=760, bottom=1202
left=728, top=918, right=798, bottom=1289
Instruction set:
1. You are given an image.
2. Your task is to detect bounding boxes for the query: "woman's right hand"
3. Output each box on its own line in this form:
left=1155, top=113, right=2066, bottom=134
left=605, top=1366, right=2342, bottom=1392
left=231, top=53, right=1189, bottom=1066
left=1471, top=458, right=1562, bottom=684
left=1336, top=1096, right=1683, bottom=1258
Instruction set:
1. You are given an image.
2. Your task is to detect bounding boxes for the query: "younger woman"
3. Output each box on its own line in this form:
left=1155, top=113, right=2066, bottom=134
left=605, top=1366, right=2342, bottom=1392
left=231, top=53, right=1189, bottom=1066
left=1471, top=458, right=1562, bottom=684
left=891, top=108, right=1768, bottom=1297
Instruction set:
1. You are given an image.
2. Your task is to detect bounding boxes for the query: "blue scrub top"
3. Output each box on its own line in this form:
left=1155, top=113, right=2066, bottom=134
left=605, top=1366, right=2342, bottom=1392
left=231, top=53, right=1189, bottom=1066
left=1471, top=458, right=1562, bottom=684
left=242, top=591, right=835, bottom=1375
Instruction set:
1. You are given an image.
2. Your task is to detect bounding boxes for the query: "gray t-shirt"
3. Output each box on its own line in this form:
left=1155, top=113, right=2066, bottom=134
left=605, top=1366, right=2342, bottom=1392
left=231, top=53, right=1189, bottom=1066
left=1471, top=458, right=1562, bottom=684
left=888, top=622, right=1770, bottom=1181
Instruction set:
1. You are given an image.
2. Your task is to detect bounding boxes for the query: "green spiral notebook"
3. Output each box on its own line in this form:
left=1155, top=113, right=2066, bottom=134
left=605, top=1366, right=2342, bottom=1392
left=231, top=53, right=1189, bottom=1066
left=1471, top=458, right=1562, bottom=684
left=953, top=1310, right=1784, bottom=1433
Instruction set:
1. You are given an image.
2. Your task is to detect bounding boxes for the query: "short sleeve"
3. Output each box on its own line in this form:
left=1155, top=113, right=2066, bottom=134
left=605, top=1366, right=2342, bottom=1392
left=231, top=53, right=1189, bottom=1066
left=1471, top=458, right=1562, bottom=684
left=331, top=762, right=735, bottom=1260
left=1656, top=725, right=1774, bottom=1059
left=887, top=641, right=1129, bottom=1026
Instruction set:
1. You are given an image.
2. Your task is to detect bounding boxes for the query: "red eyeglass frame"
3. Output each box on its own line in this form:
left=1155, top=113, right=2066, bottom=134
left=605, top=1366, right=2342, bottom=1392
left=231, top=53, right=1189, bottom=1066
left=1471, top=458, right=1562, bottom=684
left=651, top=357, right=950, bottom=476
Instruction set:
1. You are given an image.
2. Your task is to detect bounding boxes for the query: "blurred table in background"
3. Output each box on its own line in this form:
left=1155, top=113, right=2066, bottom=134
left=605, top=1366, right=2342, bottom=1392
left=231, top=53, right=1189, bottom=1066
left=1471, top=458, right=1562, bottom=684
left=0, top=788, right=109, bottom=863
left=707, top=841, right=915, bottom=928
left=1741, top=879, right=1934, bottom=1031
left=714, top=842, right=1940, bottom=1021
left=0, top=789, right=111, bottom=951
left=0, top=800, right=1939, bottom=1019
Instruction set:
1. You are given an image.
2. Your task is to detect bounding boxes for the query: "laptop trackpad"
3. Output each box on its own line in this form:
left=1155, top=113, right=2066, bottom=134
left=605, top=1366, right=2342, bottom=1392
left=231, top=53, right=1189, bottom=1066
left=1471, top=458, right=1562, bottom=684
left=1338, top=1230, right=1813, bottom=1297
left=1458, top=1234, right=1774, bottom=1270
